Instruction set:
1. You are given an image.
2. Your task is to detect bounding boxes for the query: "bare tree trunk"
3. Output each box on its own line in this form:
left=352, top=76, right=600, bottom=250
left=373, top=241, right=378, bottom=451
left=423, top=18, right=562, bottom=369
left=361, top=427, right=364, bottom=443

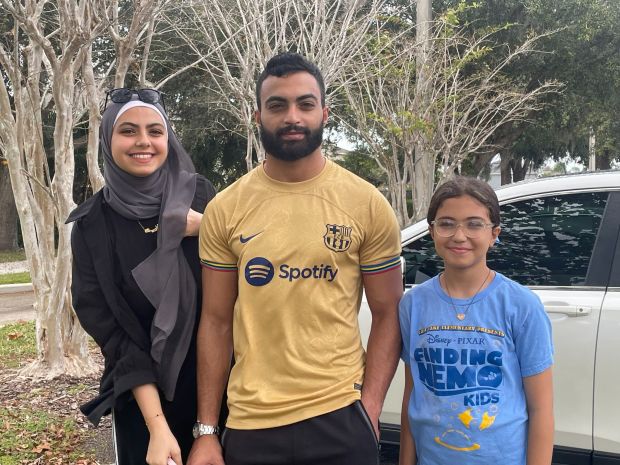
left=82, top=45, right=105, bottom=193
left=0, top=161, right=19, bottom=250
left=412, top=0, right=435, bottom=222
left=597, top=149, right=612, bottom=170
left=511, top=156, right=531, bottom=182
left=500, top=153, right=513, bottom=185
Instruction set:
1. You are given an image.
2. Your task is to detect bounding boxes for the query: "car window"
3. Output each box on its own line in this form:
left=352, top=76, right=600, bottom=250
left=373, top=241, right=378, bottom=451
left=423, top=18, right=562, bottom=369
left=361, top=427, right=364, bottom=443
left=402, top=191, right=609, bottom=287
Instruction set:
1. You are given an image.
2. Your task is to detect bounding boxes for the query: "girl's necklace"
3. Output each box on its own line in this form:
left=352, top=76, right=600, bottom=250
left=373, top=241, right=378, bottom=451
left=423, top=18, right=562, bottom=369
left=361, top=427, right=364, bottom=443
left=443, top=269, right=493, bottom=321
left=137, top=220, right=159, bottom=234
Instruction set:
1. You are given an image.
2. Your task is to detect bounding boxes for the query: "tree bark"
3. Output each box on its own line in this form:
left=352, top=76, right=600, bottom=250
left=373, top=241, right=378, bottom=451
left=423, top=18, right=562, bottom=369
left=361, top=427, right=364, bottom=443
left=413, top=0, right=434, bottom=222
left=0, top=161, right=19, bottom=250
left=597, top=149, right=612, bottom=170
left=511, top=156, right=531, bottom=182
left=500, top=152, right=513, bottom=185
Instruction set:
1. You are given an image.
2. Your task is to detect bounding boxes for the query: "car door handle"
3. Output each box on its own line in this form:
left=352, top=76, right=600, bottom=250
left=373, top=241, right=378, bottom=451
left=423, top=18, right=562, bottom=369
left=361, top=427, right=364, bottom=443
left=543, top=303, right=592, bottom=317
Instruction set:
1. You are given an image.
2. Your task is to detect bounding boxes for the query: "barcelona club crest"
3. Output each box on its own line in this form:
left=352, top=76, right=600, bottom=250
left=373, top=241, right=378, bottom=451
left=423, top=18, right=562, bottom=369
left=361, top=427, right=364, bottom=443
left=324, top=224, right=352, bottom=252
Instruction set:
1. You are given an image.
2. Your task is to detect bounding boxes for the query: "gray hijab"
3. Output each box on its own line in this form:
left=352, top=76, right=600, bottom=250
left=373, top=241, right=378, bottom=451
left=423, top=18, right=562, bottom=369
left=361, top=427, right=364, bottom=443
left=101, top=98, right=197, bottom=401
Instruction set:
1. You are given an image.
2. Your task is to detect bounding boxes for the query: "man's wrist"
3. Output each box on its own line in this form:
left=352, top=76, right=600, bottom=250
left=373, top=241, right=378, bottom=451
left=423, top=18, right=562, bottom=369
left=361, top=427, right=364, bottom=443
left=192, top=421, right=220, bottom=438
left=361, top=395, right=382, bottom=419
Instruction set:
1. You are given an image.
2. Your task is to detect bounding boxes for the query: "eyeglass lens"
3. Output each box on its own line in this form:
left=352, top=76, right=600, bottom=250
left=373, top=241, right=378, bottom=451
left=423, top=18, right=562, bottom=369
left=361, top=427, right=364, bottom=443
left=434, top=220, right=488, bottom=238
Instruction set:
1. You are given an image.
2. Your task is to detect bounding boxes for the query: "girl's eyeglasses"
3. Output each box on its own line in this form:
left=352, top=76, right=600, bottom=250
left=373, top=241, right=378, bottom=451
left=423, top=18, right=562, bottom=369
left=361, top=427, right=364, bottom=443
left=104, top=88, right=165, bottom=111
left=431, top=219, right=496, bottom=238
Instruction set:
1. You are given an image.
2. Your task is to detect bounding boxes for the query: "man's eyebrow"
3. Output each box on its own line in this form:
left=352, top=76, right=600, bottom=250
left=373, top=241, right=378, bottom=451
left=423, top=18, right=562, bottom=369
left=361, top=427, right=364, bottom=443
left=264, top=94, right=319, bottom=104
left=296, top=94, right=318, bottom=102
left=265, top=96, right=287, bottom=104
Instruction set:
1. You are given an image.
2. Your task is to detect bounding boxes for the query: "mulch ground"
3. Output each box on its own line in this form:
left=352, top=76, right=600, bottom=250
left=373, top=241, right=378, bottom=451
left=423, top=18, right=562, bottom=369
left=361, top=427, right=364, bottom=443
left=0, top=347, right=114, bottom=465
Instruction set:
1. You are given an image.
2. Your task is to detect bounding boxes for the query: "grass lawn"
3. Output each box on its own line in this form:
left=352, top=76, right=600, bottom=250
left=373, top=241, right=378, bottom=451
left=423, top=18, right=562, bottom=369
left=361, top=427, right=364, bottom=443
left=0, top=249, right=26, bottom=263
left=0, top=272, right=31, bottom=285
left=0, top=322, right=37, bottom=369
left=0, top=322, right=106, bottom=465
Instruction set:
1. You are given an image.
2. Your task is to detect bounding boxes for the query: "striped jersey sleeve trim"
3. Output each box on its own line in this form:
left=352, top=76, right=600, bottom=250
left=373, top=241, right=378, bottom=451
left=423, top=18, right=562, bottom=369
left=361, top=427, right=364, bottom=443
left=360, top=256, right=401, bottom=275
left=200, top=259, right=238, bottom=272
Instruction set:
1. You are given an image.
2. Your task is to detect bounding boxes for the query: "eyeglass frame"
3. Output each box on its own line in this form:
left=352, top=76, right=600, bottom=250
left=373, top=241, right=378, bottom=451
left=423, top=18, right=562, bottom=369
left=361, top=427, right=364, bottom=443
left=104, top=88, right=166, bottom=111
left=430, top=219, right=498, bottom=238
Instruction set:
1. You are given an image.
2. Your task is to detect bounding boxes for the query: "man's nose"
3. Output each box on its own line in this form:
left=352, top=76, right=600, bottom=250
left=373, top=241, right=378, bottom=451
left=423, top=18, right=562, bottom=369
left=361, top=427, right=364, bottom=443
left=284, top=106, right=301, bottom=125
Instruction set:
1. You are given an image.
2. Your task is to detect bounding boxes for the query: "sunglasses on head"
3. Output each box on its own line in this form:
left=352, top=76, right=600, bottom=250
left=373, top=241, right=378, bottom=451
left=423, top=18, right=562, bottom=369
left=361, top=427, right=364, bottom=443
left=104, top=88, right=166, bottom=111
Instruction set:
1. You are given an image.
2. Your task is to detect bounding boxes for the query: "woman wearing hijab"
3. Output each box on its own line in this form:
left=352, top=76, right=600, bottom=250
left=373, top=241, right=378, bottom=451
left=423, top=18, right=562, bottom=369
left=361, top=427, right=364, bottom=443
left=67, top=89, right=223, bottom=465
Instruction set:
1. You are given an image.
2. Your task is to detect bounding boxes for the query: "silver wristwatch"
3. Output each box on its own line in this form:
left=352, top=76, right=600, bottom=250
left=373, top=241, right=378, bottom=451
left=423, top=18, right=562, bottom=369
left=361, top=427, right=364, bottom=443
left=192, top=422, right=220, bottom=438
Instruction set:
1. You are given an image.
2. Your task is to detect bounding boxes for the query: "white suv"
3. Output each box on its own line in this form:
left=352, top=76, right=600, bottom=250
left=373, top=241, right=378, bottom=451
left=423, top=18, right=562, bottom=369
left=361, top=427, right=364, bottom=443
left=359, top=170, right=620, bottom=465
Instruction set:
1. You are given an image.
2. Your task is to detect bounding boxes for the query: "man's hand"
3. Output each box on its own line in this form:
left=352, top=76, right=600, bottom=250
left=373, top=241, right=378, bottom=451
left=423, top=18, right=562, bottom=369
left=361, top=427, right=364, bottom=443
left=187, top=435, right=225, bottom=465
left=361, top=396, right=381, bottom=440
left=185, top=208, right=203, bottom=237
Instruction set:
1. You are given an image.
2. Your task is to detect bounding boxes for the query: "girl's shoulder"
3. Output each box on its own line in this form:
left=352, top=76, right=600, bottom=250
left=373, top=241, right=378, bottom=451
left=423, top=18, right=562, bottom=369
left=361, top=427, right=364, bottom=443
left=402, top=276, right=439, bottom=303
left=493, top=272, right=541, bottom=304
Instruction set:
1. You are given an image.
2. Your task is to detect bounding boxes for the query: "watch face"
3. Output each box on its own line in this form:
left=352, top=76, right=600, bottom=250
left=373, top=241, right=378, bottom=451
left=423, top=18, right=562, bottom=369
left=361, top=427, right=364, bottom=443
left=192, top=423, right=200, bottom=439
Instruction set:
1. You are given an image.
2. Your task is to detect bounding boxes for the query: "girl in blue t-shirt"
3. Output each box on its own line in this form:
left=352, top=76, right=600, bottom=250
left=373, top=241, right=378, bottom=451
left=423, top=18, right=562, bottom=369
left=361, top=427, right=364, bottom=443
left=399, top=177, right=554, bottom=465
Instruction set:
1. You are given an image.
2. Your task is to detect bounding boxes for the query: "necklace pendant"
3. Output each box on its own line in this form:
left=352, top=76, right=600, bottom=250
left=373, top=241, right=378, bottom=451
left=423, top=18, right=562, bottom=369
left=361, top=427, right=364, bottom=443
left=456, top=313, right=466, bottom=321
left=144, top=225, right=159, bottom=234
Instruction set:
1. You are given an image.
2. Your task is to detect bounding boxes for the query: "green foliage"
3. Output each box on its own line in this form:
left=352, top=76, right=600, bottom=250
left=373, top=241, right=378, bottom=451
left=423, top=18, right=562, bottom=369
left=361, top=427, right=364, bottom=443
left=146, top=18, right=249, bottom=190
left=0, top=272, right=31, bottom=285
left=333, top=151, right=387, bottom=187
left=0, top=322, right=36, bottom=369
left=441, top=1, right=481, bottom=27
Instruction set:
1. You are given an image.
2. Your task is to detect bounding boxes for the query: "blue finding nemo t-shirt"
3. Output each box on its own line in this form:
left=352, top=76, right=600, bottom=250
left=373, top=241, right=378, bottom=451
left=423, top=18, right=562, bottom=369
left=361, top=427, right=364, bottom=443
left=399, top=272, right=554, bottom=465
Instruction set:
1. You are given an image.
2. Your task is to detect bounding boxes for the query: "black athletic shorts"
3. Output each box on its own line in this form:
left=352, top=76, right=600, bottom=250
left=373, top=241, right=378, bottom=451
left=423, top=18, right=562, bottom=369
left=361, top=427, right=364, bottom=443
left=222, top=400, right=380, bottom=465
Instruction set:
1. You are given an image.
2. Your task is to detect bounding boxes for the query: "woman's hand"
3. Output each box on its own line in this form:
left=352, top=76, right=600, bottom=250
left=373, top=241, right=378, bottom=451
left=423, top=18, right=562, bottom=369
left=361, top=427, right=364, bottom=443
left=146, top=415, right=183, bottom=465
left=132, top=384, right=183, bottom=465
left=185, top=208, right=203, bottom=237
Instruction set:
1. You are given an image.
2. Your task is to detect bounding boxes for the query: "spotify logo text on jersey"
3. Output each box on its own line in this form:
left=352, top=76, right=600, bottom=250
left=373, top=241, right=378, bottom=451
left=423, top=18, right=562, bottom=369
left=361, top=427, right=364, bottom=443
left=244, top=257, right=338, bottom=287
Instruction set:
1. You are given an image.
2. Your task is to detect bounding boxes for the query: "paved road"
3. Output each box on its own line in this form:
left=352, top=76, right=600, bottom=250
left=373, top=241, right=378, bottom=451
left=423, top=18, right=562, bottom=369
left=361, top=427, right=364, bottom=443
left=0, top=289, right=35, bottom=325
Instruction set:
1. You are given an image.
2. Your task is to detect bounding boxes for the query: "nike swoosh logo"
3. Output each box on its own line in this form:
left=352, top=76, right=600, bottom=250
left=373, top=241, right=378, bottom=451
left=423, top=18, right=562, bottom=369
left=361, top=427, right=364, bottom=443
left=240, top=232, right=262, bottom=243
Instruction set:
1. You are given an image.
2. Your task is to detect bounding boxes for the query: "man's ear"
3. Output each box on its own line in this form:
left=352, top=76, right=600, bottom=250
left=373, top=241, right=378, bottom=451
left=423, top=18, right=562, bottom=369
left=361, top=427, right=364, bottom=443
left=255, top=109, right=261, bottom=126
left=322, top=106, right=329, bottom=124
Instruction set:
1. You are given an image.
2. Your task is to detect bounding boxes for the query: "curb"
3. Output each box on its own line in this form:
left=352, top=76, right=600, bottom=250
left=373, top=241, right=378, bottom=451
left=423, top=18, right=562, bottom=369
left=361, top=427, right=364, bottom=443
left=0, top=283, right=33, bottom=294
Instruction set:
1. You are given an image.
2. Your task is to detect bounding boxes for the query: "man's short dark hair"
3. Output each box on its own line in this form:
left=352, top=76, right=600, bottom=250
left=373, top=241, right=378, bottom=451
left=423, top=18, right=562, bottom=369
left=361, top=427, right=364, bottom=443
left=256, top=52, right=326, bottom=110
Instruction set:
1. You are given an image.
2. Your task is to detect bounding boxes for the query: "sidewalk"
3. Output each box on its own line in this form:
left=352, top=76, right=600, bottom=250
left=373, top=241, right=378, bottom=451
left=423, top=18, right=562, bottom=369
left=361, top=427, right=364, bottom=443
left=0, top=259, right=29, bottom=274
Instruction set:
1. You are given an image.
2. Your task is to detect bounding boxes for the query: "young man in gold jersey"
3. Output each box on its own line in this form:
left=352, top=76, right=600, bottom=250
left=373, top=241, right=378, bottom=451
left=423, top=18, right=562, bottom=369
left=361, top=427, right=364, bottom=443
left=188, top=52, right=403, bottom=465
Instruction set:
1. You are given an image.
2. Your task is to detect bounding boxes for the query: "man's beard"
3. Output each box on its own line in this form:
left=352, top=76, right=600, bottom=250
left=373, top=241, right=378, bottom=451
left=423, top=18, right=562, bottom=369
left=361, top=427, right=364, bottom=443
left=259, top=123, right=323, bottom=161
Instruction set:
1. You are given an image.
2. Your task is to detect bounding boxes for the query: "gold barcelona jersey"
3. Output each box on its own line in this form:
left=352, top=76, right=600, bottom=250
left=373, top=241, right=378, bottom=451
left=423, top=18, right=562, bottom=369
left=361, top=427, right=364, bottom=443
left=199, top=160, right=401, bottom=429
